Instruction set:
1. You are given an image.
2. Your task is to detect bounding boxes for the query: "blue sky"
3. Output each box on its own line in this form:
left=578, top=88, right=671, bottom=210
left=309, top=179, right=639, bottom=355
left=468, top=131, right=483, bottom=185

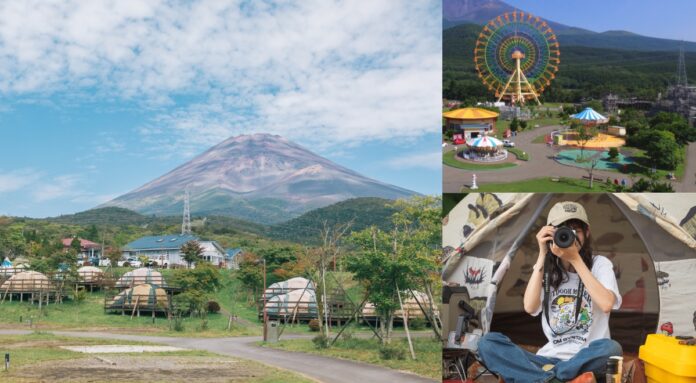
left=0, top=1, right=441, bottom=218
left=504, top=0, right=696, bottom=42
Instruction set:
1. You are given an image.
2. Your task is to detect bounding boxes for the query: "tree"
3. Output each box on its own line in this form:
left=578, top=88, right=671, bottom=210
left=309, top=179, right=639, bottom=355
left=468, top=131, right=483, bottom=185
left=586, top=158, right=600, bottom=189
left=104, top=246, right=122, bottom=267
left=607, top=147, right=619, bottom=161
left=346, top=196, right=441, bottom=345
left=573, top=121, right=596, bottom=161
left=509, top=118, right=519, bottom=132
left=171, top=262, right=222, bottom=318
left=646, top=130, right=679, bottom=170
left=519, top=119, right=528, bottom=131
left=180, top=240, right=204, bottom=268
left=70, top=237, right=82, bottom=254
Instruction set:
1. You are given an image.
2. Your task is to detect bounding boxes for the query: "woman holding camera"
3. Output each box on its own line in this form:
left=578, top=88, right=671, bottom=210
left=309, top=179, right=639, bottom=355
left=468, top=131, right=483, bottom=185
left=476, top=201, right=622, bottom=383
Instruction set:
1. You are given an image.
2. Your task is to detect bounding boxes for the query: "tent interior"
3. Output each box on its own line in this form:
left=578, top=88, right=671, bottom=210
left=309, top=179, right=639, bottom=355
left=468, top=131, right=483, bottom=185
left=442, top=193, right=696, bottom=354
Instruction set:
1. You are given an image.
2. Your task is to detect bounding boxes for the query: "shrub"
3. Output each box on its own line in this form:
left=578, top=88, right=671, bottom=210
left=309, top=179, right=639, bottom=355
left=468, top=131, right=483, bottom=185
left=379, top=344, right=406, bottom=360
left=312, top=334, right=330, bottom=349
left=308, top=319, right=321, bottom=332
left=172, top=316, right=185, bottom=332
left=73, top=289, right=87, bottom=303
left=408, top=317, right=427, bottom=331
left=607, top=147, right=619, bottom=161
left=122, top=262, right=131, bottom=268
left=207, top=301, right=221, bottom=314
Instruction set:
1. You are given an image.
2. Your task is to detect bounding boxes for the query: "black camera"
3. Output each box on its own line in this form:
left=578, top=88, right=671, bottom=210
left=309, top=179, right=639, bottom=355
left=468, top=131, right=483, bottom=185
left=552, top=225, right=577, bottom=248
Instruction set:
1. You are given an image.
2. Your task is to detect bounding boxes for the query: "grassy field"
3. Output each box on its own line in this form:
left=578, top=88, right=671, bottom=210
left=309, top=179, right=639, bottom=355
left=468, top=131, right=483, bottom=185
left=443, top=150, right=517, bottom=170
left=464, top=177, right=616, bottom=192
left=261, top=336, right=441, bottom=379
left=507, top=147, right=529, bottom=161
left=0, top=269, right=262, bottom=337
left=0, top=332, right=313, bottom=383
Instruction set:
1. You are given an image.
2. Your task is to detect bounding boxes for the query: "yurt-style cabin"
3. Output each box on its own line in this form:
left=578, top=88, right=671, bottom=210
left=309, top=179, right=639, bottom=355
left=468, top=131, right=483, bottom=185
left=115, top=268, right=166, bottom=288
left=0, top=271, right=57, bottom=303
left=362, top=290, right=436, bottom=322
left=77, top=266, right=104, bottom=283
left=106, top=283, right=169, bottom=313
left=265, top=277, right=315, bottom=296
left=265, top=288, right=318, bottom=320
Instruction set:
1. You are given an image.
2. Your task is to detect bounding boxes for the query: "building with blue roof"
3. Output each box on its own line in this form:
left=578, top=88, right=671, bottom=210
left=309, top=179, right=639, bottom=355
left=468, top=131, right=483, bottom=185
left=225, top=248, right=242, bottom=270
left=123, top=234, right=229, bottom=268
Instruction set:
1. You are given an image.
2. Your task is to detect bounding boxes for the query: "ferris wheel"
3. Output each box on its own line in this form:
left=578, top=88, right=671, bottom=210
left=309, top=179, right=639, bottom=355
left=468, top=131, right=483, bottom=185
left=474, top=11, right=560, bottom=105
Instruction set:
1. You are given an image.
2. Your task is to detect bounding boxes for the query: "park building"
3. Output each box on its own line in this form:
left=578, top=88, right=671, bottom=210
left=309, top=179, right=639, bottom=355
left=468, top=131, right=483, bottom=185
left=442, top=107, right=499, bottom=141
left=61, top=237, right=102, bottom=263
left=122, top=234, right=234, bottom=269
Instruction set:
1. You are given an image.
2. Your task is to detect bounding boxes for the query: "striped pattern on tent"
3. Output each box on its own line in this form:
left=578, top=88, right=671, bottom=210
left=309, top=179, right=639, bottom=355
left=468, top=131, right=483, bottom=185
left=571, top=107, right=608, bottom=124
left=469, top=135, right=503, bottom=149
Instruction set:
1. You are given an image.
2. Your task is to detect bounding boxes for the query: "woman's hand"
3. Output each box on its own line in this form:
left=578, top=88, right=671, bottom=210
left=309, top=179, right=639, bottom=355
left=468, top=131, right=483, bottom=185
left=535, top=225, right=555, bottom=254
left=549, top=238, right=582, bottom=263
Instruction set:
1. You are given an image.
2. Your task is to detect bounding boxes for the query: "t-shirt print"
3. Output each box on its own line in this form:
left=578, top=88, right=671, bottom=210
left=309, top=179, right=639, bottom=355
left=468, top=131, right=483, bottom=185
left=548, top=287, right=593, bottom=345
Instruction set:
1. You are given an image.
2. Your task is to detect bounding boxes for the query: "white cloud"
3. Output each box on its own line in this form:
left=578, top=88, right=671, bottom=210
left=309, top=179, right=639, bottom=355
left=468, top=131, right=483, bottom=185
left=0, top=169, right=41, bottom=193
left=32, top=174, right=82, bottom=202
left=0, top=0, right=441, bottom=154
left=384, top=152, right=441, bottom=170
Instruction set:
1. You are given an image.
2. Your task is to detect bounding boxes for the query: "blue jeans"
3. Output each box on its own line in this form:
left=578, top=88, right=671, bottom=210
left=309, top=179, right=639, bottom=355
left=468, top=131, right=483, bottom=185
left=477, top=332, right=622, bottom=383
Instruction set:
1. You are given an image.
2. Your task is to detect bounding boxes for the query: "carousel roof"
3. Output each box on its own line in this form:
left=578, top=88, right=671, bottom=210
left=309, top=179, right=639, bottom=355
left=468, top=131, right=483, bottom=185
left=469, top=135, right=503, bottom=149
left=571, top=107, right=608, bottom=124
left=443, top=107, right=499, bottom=120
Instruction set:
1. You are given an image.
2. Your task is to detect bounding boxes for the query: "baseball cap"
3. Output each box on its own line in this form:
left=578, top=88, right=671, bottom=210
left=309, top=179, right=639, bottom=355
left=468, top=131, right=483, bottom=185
left=547, top=201, right=589, bottom=226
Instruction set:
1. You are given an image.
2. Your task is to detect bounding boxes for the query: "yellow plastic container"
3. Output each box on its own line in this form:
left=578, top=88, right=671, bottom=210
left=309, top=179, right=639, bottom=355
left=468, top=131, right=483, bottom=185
left=639, top=334, right=696, bottom=383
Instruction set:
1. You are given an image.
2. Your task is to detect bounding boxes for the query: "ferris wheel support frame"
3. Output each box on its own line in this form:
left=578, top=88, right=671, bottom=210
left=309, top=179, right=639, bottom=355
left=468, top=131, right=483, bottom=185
left=496, top=50, right=541, bottom=105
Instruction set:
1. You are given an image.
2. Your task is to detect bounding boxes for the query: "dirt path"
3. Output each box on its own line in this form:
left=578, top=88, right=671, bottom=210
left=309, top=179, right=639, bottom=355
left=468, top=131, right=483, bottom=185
left=676, top=142, right=696, bottom=192
left=0, top=329, right=436, bottom=383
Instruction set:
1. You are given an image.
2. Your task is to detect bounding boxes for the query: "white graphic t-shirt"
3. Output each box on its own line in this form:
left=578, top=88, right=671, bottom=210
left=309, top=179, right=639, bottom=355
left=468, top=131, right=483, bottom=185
left=532, top=255, right=622, bottom=361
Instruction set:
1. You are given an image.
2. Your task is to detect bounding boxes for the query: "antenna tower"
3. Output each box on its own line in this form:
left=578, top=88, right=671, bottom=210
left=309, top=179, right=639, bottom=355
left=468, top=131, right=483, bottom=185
left=677, top=45, right=688, bottom=87
left=182, top=187, right=191, bottom=235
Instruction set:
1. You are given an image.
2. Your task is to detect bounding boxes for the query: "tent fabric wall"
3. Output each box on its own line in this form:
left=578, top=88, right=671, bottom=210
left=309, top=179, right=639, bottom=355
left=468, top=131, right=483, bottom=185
left=442, top=193, right=696, bottom=350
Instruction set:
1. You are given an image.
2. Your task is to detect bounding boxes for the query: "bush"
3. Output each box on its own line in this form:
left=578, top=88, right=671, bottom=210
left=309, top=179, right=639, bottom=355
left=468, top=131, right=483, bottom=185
left=308, top=319, right=321, bottom=332
left=73, top=289, right=87, bottom=303
left=607, top=147, right=619, bottom=161
left=312, top=334, right=330, bottom=349
left=122, top=262, right=131, bottom=268
left=379, top=344, right=406, bottom=360
left=172, top=316, right=185, bottom=332
left=207, top=301, right=221, bottom=314
left=408, top=317, right=427, bottom=331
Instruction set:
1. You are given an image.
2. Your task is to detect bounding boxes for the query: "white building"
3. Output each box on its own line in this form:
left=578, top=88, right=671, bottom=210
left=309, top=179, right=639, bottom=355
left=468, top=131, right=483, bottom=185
left=122, top=234, right=227, bottom=268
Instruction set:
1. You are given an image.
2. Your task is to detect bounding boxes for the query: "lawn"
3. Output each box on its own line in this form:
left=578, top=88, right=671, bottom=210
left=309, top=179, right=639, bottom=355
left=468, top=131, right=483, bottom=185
left=443, top=150, right=517, bottom=170
left=0, top=332, right=313, bottom=383
left=623, top=146, right=686, bottom=181
left=507, top=147, right=529, bottom=161
left=261, top=335, right=441, bottom=379
left=0, top=269, right=262, bottom=337
left=465, top=177, right=616, bottom=192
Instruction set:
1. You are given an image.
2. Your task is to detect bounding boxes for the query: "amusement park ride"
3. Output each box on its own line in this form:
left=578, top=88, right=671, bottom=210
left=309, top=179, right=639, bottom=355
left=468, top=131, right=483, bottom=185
left=474, top=11, right=560, bottom=105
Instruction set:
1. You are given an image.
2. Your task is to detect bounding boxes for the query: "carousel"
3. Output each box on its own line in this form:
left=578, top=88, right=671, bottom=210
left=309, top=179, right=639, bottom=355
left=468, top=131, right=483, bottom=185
left=460, top=134, right=508, bottom=162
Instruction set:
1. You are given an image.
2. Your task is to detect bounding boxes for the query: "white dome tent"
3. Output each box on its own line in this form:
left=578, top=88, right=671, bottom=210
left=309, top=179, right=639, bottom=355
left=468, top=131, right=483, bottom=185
left=442, top=193, right=696, bottom=353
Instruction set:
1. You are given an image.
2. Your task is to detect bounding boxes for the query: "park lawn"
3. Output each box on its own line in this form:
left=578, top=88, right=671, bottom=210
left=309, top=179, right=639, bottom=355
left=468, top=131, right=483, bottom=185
left=261, top=336, right=441, bottom=379
left=623, top=146, right=686, bottom=181
left=466, top=177, right=616, bottom=192
left=0, top=332, right=313, bottom=383
left=443, top=150, right=517, bottom=170
left=507, top=147, right=529, bottom=161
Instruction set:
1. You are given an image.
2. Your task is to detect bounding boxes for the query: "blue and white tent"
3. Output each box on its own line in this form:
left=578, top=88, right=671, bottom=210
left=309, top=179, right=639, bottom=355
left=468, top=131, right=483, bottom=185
left=571, top=107, right=609, bottom=125
left=468, top=135, right=504, bottom=150
left=1, top=257, right=11, bottom=268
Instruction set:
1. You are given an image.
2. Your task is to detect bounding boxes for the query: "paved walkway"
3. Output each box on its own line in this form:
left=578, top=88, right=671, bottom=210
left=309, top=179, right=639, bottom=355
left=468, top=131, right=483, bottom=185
left=676, top=142, right=696, bottom=192
left=443, top=126, right=695, bottom=192
left=0, top=329, right=436, bottom=383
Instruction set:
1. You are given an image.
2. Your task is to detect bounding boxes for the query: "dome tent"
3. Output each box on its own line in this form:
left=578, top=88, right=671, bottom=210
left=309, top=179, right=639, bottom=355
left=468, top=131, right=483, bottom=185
left=266, top=288, right=318, bottom=318
left=264, top=277, right=317, bottom=320
left=362, top=290, right=436, bottom=320
left=107, top=283, right=169, bottom=312
left=442, top=193, right=696, bottom=353
left=1, top=271, right=52, bottom=292
left=77, top=266, right=104, bottom=283
left=115, top=268, right=165, bottom=288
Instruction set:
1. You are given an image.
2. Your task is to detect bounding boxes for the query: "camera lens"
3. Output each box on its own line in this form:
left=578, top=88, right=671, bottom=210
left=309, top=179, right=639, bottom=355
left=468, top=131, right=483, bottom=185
left=554, top=226, right=576, bottom=248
